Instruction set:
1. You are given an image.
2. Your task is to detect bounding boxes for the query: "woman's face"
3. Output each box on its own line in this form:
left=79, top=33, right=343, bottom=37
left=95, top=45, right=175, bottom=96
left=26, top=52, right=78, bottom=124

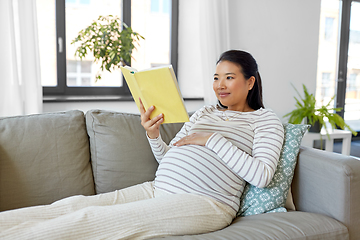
left=213, top=60, right=255, bottom=112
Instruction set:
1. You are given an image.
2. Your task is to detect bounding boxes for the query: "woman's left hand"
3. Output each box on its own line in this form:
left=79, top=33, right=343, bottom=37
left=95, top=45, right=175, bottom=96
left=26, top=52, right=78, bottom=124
left=174, top=132, right=213, bottom=147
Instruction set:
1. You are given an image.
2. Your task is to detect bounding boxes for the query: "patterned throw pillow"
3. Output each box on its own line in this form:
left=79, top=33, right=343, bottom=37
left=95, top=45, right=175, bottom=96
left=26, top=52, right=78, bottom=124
left=238, top=123, right=309, bottom=216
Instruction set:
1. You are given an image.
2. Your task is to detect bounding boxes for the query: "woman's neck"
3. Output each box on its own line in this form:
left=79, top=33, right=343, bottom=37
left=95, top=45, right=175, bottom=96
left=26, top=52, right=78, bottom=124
left=220, top=105, right=255, bottom=113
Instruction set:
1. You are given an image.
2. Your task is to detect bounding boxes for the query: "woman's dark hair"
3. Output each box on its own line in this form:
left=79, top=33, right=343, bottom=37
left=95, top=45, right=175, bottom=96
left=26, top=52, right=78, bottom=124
left=216, top=50, right=264, bottom=110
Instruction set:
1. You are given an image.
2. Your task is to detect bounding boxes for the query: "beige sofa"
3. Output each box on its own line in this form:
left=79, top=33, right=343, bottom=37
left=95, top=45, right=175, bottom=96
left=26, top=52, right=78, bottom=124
left=0, top=109, right=359, bottom=239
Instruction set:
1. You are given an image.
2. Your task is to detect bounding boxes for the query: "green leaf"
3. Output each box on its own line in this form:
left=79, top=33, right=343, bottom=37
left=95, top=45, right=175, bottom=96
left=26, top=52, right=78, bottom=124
left=283, top=83, right=357, bottom=138
left=71, top=15, right=144, bottom=79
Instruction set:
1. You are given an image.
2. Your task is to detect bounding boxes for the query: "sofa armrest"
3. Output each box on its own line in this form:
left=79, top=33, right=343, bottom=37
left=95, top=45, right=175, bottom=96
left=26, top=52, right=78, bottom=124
left=292, top=146, right=360, bottom=240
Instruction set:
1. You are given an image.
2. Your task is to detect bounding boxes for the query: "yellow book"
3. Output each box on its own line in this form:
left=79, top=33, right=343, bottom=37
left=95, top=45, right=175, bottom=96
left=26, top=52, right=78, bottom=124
left=120, top=65, right=189, bottom=124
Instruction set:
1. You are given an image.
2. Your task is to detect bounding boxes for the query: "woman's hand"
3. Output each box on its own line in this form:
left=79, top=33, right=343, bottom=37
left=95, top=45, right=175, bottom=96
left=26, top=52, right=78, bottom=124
left=139, top=98, right=164, bottom=139
left=174, top=132, right=213, bottom=147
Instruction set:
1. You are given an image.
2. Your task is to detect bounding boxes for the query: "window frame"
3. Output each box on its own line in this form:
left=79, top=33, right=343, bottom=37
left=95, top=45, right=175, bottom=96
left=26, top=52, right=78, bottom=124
left=43, top=0, right=179, bottom=99
left=336, top=0, right=360, bottom=137
left=336, top=0, right=357, bottom=116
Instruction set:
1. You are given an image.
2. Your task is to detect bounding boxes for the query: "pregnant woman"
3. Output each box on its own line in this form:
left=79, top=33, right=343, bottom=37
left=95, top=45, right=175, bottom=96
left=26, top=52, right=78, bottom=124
left=0, top=50, right=284, bottom=240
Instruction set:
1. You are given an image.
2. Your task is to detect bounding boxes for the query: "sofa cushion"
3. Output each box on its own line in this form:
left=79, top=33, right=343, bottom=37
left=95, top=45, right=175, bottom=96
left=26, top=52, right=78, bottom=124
left=86, top=110, right=183, bottom=194
left=0, top=110, right=94, bottom=211
left=238, top=123, right=309, bottom=216
left=157, top=211, right=348, bottom=240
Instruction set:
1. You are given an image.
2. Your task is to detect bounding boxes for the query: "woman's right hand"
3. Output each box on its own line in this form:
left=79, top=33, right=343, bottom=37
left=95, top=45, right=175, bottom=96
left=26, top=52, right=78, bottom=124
left=139, top=98, right=164, bottom=139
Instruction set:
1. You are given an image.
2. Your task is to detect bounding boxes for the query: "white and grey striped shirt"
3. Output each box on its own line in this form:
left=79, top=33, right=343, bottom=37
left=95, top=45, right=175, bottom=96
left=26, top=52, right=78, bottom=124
left=148, top=105, right=284, bottom=215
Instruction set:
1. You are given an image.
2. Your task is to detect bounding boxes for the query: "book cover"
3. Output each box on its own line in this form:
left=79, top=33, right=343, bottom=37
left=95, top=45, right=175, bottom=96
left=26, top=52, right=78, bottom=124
left=120, top=65, right=189, bottom=124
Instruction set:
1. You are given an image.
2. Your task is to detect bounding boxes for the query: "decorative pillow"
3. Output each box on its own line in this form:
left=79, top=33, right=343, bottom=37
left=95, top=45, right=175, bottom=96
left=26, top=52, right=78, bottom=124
left=238, top=123, right=309, bottom=216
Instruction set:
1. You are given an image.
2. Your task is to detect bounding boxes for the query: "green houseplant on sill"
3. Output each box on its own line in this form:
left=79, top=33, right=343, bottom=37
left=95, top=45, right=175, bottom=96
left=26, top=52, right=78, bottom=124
left=283, top=84, right=357, bottom=141
left=71, top=15, right=144, bottom=80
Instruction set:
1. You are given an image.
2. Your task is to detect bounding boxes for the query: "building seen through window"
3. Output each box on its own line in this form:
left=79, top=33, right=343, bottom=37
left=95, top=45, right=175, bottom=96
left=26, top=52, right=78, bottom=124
left=324, top=17, right=335, bottom=41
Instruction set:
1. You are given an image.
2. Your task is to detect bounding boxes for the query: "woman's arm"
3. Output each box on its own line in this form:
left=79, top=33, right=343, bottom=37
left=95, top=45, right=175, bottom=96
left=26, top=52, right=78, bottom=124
left=206, top=114, right=284, bottom=188
left=147, top=135, right=170, bottom=163
left=147, top=108, right=201, bottom=163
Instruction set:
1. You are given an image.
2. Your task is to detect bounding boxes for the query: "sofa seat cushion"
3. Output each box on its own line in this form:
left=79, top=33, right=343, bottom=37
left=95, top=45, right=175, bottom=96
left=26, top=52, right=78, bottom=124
left=158, top=211, right=348, bottom=240
left=0, top=110, right=95, bottom=211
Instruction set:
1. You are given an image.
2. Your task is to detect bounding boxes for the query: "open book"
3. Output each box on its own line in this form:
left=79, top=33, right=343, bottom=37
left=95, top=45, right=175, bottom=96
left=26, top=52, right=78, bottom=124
left=120, top=65, right=189, bottom=124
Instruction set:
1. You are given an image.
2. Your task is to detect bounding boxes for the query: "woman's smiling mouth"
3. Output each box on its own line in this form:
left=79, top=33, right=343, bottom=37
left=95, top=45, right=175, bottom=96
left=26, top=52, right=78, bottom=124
left=219, top=92, right=230, bottom=98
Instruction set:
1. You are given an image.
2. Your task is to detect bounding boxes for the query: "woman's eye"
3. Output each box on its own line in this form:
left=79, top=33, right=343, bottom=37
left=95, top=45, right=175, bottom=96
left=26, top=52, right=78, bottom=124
left=227, top=76, right=233, bottom=80
left=214, top=77, right=218, bottom=81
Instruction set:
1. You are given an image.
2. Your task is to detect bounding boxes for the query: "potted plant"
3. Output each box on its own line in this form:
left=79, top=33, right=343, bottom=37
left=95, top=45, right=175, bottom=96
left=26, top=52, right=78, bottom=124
left=71, top=15, right=144, bottom=80
left=283, top=84, right=357, bottom=138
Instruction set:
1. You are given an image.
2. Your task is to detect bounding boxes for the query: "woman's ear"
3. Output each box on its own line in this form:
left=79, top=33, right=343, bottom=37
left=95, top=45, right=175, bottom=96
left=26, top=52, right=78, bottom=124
left=248, top=76, right=256, bottom=90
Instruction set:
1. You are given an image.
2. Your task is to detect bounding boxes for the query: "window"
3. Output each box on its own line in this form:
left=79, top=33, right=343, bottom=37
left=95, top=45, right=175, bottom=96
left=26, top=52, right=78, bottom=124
left=131, top=0, right=174, bottom=71
left=321, top=72, right=332, bottom=98
left=67, top=60, right=92, bottom=86
left=151, top=0, right=160, bottom=12
left=347, top=73, right=358, bottom=92
left=66, top=0, right=91, bottom=5
left=38, top=0, right=178, bottom=99
left=150, top=0, right=171, bottom=14
left=324, top=17, right=335, bottom=41
left=350, top=29, right=360, bottom=43
left=316, top=0, right=360, bottom=133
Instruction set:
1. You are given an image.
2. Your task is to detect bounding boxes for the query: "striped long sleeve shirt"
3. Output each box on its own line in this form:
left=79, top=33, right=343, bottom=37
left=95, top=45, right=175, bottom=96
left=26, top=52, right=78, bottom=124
left=148, top=105, right=284, bottom=215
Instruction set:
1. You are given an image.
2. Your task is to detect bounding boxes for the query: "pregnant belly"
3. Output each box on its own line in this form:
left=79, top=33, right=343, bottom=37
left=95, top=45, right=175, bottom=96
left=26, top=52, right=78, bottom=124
left=154, top=145, right=244, bottom=197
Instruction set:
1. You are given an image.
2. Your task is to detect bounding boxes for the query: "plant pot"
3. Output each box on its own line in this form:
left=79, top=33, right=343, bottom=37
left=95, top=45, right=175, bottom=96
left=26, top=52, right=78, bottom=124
left=309, top=120, right=322, bottom=133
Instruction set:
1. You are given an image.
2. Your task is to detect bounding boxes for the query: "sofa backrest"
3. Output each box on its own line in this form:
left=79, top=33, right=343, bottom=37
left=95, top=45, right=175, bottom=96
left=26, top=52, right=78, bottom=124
left=0, top=110, right=95, bottom=211
left=86, top=109, right=184, bottom=194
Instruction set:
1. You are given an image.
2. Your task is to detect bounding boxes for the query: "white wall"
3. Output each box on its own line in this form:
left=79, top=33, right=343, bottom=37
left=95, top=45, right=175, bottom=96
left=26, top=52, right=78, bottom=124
left=228, top=0, right=321, bottom=120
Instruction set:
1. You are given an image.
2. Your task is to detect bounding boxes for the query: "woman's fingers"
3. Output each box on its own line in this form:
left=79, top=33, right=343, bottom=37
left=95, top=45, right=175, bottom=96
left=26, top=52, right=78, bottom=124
left=141, top=106, right=158, bottom=126
left=174, top=132, right=213, bottom=147
left=143, top=113, right=163, bottom=139
left=145, top=113, right=164, bottom=128
left=139, top=98, right=146, bottom=115
left=139, top=98, right=155, bottom=123
left=139, top=98, right=163, bottom=139
left=139, top=98, right=153, bottom=121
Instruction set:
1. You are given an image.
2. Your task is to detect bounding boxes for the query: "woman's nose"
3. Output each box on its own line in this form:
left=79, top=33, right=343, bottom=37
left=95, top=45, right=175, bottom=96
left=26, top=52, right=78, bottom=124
left=217, top=78, right=226, bottom=89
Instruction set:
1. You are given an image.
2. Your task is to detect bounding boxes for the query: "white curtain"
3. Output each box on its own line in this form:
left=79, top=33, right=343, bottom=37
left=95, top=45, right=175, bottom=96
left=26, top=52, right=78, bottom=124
left=0, top=0, right=42, bottom=117
left=178, top=0, right=230, bottom=105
